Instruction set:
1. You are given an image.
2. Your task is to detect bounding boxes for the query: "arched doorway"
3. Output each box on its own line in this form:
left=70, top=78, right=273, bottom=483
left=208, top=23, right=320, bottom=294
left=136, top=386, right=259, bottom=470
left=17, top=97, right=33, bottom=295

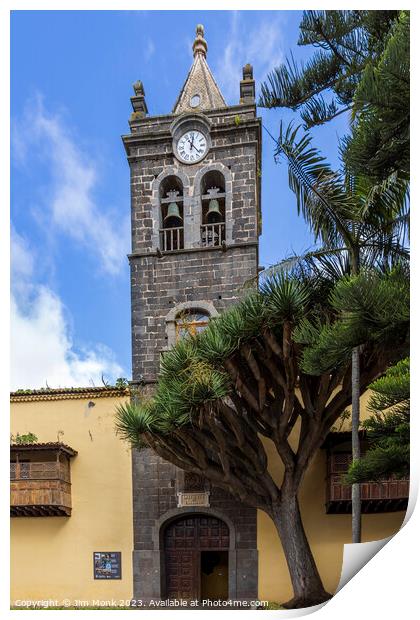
left=164, top=514, right=229, bottom=601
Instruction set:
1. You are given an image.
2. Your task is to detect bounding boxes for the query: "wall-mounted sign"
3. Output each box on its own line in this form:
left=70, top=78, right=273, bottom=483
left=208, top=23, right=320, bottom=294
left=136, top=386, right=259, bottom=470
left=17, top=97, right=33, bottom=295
left=93, top=552, right=121, bottom=580
left=177, top=491, right=210, bottom=507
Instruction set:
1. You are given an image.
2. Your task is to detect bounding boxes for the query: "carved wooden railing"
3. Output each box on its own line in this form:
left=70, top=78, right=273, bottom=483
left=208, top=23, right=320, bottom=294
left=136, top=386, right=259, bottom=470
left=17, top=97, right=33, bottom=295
left=326, top=452, right=409, bottom=513
left=10, top=461, right=70, bottom=482
left=10, top=461, right=72, bottom=516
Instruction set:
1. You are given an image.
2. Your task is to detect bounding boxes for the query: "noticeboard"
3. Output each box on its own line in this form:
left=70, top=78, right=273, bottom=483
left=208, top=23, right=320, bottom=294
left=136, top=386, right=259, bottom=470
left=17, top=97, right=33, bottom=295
left=93, top=552, right=122, bottom=580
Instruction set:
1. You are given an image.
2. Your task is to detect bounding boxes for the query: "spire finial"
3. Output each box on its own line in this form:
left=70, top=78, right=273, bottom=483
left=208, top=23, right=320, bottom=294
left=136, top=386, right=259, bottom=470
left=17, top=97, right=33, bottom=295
left=193, top=24, right=207, bottom=58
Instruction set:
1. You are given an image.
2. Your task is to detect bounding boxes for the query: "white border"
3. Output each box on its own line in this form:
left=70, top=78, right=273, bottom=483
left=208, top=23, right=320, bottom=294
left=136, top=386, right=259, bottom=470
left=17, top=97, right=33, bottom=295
left=3, top=3, right=418, bottom=620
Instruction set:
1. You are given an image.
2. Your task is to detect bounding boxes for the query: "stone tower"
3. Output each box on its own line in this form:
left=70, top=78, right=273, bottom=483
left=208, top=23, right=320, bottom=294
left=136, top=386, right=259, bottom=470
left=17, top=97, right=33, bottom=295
left=123, top=25, right=262, bottom=604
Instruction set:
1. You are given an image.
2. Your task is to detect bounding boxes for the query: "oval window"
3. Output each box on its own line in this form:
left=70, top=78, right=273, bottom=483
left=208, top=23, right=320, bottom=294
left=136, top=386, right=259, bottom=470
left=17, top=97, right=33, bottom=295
left=190, top=94, right=201, bottom=108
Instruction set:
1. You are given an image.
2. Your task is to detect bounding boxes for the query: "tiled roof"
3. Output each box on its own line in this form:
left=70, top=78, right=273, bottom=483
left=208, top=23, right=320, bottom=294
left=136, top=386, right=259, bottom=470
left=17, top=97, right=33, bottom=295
left=321, top=430, right=367, bottom=448
left=10, top=442, right=78, bottom=456
left=10, top=386, right=129, bottom=403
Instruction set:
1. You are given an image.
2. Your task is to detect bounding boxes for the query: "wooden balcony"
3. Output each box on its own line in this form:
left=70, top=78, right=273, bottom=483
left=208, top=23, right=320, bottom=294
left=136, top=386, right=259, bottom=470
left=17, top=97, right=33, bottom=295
left=326, top=451, right=409, bottom=514
left=10, top=443, right=77, bottom=517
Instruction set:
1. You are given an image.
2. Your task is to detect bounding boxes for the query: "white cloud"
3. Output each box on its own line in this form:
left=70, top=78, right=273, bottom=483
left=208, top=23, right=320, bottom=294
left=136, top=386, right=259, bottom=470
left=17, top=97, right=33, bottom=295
left=12, top=97, right=129, bottom=276
left=11, top=227, right=34, bottom=281
left=214, top=12, right=285, bottom=104
left=144, top=38, right=155, bottom=62
left=10, top=233, right=124, bottom=390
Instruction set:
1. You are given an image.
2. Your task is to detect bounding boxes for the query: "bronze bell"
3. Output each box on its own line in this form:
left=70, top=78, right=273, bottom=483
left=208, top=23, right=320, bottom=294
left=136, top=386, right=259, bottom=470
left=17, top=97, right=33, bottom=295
left=206, top=198, right=223, bottom=223
left=164, top=202, right=183, bottom=228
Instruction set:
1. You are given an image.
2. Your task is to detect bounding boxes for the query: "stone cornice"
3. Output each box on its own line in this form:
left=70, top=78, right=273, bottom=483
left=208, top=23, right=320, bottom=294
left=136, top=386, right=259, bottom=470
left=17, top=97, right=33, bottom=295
left=127, top=240, right=258, bottom=261
left=123, top=116, right=261, bottom=146
left=126, top=139, right=260, bottom=163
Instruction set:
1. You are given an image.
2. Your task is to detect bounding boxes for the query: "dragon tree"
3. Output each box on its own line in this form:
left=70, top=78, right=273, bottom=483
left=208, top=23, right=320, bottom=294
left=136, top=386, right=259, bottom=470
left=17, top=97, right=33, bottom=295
left=116, top=266, right=409, bottom=608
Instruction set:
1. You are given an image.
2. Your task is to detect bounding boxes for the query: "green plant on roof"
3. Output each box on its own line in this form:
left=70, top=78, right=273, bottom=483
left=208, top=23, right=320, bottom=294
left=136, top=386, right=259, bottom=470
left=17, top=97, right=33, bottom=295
left=115, top=377, right=129, bottom=388
left=10, top=432, right=38, bottom=445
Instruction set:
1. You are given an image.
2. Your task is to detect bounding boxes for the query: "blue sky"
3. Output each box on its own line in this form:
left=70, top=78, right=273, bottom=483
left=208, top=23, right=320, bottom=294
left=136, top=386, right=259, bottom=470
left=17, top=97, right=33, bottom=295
left=10, top=10, right=348, bottom=389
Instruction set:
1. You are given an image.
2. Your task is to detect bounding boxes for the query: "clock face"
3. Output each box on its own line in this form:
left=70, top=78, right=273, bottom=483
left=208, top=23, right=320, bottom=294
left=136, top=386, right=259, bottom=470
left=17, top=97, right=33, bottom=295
left=176, top=130, right=207, bottom=163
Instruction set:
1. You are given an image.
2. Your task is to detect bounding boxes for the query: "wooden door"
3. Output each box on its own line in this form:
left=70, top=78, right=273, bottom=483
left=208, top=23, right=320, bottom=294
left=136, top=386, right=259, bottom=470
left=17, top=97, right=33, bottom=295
left=165, top=516, right=198, bottom=600
left=165, top=548, right=198, bottom=600
left=197, top=516, right=229, bottom=549
left=164, top=515, right=229, bottom=600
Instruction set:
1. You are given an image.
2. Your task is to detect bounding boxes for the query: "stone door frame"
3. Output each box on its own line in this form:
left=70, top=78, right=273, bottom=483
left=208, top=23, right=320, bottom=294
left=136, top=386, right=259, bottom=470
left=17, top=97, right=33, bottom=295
left=156, top=507, right=239, bottom=600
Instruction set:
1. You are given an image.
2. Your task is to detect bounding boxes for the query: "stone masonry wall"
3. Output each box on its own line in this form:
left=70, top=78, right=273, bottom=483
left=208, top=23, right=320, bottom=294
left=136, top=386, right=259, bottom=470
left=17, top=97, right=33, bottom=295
left=125, top=104, right=261, bottom=383
left=132, top=449, right=257, bottom=552
left=124, top=101, right=261, bottom=601
left=130, top=245, right=257, bottom=382
left=131, top=449, right=258, bottom=601
left=126, top=104, right=261, bottom=255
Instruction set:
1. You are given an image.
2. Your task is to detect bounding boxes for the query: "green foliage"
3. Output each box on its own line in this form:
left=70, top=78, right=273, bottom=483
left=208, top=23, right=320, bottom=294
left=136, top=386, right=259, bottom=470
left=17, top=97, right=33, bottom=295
left=367, top=357, right=409, bottom=414
left=116, top=266, right=409, bottom=449
left=10, top=432, right=38, bottom=445
left=264, top=602, right=285, bottom=610
left=331, top=409, right=351, bottom=432
left=343, top=12, right=410, bottom=181
left=115, top=377, right=129, bottom=388
left=260, top=9, right=409, bottom=279
left=260, top=273, right=311, bottom=324
left=276, top=122, right=352, bottom=249
left=115, top=400, right=152, bottom=447
left=346, top=445, right=409, bottom=483
left=345, top=358, right=409, bottom=482
left=274, top=122, right=409, bottom=273
left=296, top=266, right=409, bottom=375
left=12, top=378, right=130, bottom=394
left=260, top=9, right=409, bottom=256
left=115, top=272, right=323, bottom=445
left=259, top=10, right=399, bottom=128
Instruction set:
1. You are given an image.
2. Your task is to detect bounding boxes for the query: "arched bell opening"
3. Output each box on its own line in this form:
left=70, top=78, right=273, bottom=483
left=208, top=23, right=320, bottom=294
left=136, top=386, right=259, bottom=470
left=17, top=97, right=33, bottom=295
left=200, top=170, right=226, bottom=247
left=160, top=175, right=184, bottom=251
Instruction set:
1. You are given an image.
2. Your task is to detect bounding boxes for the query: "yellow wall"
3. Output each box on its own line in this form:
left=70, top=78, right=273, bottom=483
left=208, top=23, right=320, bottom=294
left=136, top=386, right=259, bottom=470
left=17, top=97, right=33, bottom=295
left=10, top=389, right=407, bottom=606
left=257, top=390, right=406, bottom=602
left=10, top=394, right=133, bottom=606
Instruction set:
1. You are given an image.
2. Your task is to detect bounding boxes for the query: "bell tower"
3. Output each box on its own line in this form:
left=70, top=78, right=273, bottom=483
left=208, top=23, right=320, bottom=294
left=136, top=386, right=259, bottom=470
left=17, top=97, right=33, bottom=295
left=123, top=25, right=262, bottom=604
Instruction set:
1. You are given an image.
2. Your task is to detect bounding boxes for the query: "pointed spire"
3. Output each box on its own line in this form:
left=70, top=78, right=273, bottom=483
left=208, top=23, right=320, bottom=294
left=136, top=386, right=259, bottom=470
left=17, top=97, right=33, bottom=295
left=173, top=24, right=226, bottom=114
left=193, top=24, right=208, bottom=58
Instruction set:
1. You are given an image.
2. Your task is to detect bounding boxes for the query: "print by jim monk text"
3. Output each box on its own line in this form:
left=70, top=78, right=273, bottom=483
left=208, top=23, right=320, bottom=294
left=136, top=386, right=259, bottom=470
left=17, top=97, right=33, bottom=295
left=13, top=598, right=269, bottom=609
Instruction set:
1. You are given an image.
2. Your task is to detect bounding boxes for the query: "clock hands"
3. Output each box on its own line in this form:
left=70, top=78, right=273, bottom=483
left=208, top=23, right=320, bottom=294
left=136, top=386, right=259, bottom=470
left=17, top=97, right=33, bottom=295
left=188, top=134, right=201, bottom=155
left=178, top=131, right=205, bottom=162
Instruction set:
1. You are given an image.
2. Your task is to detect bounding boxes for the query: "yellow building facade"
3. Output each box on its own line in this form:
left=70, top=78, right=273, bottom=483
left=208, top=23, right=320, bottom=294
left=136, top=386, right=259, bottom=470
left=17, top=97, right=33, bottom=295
left=10, top=387, right=407, bottom=607
left=10, top=387, right=133, bottom=607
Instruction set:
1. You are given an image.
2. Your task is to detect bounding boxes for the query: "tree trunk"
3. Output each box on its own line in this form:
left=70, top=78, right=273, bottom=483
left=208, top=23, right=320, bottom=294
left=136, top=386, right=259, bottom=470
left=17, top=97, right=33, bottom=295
left=270, top=492, right=332, bottom=608
left=351, top=346, right=362, bottom=543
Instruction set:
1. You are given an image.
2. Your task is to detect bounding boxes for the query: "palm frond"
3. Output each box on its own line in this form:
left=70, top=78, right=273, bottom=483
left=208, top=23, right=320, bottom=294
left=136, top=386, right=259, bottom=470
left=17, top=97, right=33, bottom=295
left=260, top=273, right=311, bottom=324
left=276, top=122, right=356, bottom=250
left=115, top=400, right=157, bottom=447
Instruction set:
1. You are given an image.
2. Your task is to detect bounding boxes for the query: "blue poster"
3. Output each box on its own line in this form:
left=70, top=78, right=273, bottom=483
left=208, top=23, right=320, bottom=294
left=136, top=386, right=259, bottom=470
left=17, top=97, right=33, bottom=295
left=93, top=552, right=121, bottom=580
